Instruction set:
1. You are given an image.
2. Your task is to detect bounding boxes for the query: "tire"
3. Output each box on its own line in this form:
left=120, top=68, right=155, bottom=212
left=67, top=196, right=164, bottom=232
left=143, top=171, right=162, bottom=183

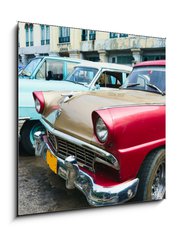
left=19, top=120, right=45, bottom=156
left=134, top=148, right=165, bottom=202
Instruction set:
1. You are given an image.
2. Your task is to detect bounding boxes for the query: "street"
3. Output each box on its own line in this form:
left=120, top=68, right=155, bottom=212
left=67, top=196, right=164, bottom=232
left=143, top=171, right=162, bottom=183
left=18, top=154, right=91, bottom=216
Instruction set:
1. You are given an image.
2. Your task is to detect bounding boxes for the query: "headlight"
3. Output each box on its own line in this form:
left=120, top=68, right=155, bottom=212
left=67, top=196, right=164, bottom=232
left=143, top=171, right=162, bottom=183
left=35, top=98, right=41, bottom=113
left=95, top=117, right=108, bottom=143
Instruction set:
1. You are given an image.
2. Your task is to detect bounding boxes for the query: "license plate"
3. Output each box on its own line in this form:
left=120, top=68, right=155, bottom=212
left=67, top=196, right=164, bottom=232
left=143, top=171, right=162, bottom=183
left=46, top=150, right=57, bottom=174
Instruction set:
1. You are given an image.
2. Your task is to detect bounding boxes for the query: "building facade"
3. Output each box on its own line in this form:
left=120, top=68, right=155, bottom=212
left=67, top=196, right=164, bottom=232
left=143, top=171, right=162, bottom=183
left=18, top=22, right=166, bottom=67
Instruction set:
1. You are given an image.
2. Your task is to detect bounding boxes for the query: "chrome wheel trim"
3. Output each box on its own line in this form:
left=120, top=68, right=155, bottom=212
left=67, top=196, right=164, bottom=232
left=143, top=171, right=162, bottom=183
left=30, top=124, right=45, bottom=148
left=151, top=162, right=165, bottom=200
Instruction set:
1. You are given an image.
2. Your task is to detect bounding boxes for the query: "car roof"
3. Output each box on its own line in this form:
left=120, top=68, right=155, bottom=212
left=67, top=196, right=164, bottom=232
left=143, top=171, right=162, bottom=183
left=31, top=56, right=91, bottom=63
left=134, top=60, right=166, bottom=67
left=74, top=61, right=132, bottom=71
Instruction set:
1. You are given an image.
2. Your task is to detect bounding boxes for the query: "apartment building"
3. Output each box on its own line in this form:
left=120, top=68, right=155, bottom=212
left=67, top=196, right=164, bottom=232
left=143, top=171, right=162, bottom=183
left=18, top=22, right=165, bottom=66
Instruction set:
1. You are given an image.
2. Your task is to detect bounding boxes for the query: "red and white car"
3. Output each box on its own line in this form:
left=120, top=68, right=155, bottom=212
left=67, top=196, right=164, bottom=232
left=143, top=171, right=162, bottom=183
left=33, top=60, right=165, bottom=206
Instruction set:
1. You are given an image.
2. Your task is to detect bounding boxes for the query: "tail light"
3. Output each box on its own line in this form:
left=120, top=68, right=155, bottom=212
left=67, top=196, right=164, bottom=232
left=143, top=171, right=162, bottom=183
left=32, top=91, right=45, bottom=114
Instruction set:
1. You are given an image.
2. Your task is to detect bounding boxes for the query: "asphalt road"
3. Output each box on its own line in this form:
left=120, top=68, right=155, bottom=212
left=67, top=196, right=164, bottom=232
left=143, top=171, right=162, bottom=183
left=18, top=154, right=91, bottom=216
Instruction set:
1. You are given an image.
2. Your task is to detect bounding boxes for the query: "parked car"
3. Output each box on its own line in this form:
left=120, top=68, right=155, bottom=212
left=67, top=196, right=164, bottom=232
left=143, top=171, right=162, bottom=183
left=32, top=60, right=165, bottom=206
left=19, top=59, right=132, bottom=155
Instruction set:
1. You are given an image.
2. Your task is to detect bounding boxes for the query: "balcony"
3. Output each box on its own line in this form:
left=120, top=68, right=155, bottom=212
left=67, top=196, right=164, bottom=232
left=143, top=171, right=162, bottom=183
left=80, top=36, right=165, bottom=52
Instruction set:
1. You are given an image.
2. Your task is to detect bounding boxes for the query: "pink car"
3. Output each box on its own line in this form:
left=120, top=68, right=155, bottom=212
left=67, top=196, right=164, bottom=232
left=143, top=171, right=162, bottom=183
left=33, top=60, right=165, bottom=206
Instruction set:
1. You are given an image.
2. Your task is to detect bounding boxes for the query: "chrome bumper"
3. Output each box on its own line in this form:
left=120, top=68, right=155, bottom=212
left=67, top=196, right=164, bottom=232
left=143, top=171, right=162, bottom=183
left=34, top=131, right=139, bottom=207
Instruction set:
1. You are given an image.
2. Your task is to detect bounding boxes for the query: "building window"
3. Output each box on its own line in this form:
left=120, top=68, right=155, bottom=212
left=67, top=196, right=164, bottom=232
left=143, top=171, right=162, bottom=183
left=25, top=24, right=29, bottom=47
left=117, top=55, right=133, bottom=65
left=41, top=25, right=50, bottom=45
left=46, top=25, right=50, bottom=44
left=29, top=24, right=33, bottom=46
left=25, top=23, right=34, bottom=47
left=110, top=32, right=118, bottom=38
left=143, top=55, right=165, bottom=61
left=59, top=27, right=70, bottom=43
left=119, top=33, right=128, bottom=38
left=112, top=57, right=116, bottom=63
left=41, top=25, right=45, bottom=45
left=81, top=29, right=96, bottom=41
left=81, top=29, right=88, bottom=41
left=89, top=30, right=96, bottom=40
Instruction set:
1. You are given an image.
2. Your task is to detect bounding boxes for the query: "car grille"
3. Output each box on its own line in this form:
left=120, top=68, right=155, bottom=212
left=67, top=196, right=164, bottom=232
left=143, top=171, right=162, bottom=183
left=47, top=131, right=97, bottom=172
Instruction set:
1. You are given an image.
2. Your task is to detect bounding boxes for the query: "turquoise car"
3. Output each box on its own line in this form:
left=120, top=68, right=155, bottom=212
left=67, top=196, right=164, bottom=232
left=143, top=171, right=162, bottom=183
left=19, top=58, right=132, bottom=155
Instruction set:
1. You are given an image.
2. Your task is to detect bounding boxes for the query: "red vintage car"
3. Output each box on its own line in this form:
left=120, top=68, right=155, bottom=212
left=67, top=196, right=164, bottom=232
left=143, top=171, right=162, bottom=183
left=33, top=60, right=165, bottom=206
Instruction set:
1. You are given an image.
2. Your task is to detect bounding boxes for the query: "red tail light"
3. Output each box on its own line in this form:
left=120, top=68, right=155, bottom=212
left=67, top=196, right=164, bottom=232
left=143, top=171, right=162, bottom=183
left=32, top=91, right=45, bottom=114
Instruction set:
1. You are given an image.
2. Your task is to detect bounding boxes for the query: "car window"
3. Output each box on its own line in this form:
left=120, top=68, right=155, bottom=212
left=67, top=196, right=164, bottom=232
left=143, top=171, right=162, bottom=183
left=96, top=71, right=123, bottom=88
left=66, top=67, right=98, bottom=85
left=36, top=59, right=64, bottom=80
left=20, top=58, right=42, bottom=77
left=122, top=66, right=165, bottom=93
left=36, top=61, right=45, bottom=79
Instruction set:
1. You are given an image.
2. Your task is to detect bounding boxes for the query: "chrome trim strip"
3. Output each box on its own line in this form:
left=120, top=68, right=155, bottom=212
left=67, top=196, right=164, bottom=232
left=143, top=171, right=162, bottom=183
left=41, top=118, right=119, bottom=170
left=34, top=132, right=139, bottom=207
left=96, top=103, right=165, bottom=111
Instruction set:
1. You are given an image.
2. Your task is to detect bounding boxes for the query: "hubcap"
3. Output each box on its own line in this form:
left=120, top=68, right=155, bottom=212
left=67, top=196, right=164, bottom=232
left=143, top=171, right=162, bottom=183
left=151, top=162, right=165, bottom=200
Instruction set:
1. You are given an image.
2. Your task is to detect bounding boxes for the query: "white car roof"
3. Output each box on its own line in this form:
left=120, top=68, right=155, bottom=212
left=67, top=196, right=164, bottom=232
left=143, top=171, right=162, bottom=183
left=42, top=56, right=91, bottom=63
left=75, top=61, right=132, bottom=72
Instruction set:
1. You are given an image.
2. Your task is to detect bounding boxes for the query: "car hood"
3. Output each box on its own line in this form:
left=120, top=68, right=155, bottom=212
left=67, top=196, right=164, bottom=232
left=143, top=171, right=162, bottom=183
left=43, top=89, right=165, bottom=145
left=19, top=78, right=88, bottom=94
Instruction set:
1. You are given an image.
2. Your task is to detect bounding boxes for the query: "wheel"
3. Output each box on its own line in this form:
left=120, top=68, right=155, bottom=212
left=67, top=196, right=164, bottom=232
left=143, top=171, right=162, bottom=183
left=19, top=120, right=45, bottom=156
left=134, top=148, right=165, bottom=202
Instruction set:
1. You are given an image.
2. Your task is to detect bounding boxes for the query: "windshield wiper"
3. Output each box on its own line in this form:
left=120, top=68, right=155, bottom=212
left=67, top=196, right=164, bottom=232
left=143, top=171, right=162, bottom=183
left=146, top=83, right=165, bottom=96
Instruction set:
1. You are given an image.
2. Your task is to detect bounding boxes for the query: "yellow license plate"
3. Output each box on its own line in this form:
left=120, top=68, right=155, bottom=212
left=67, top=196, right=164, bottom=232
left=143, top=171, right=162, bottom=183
left=46, top=150, right=57, bottom=174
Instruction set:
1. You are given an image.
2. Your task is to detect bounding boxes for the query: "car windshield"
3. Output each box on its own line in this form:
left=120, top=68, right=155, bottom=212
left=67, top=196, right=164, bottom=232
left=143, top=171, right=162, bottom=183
left=19, top=58, right=42, bottom=77
left=121, top=66, right=165, bottom=95
left=65, top=66, right=98, bottom=86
